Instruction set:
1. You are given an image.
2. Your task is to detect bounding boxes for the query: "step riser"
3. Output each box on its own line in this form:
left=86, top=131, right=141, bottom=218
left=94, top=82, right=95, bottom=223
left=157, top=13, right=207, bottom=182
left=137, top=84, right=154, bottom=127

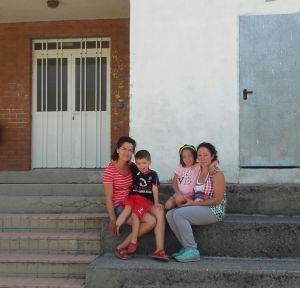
left=0, top=239, right=100, bottom=254
left=0, top=277, right=85, bottom=288
left=0, top=263, right=87, bottom=278
left=0, top=184, right=103, bottom=196
left=225, top=184, right=300, bottom=215
left=0, top=184, right=299, bottom=215
left=159, top=184, right=300, bottom=215
left=0, top=196, right=103, bottom=213
left=0, top=171, right=103, bottom=184
left=101, top=220, right=300, bottom=258
left=86, top=268, right=300, bottom=288
left=0, top=217, right=102, bottom=232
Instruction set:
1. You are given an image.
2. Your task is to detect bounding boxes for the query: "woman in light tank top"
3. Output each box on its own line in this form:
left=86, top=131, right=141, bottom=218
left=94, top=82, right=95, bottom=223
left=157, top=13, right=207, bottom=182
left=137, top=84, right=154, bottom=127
left=166, top=142, right=226, bottom=262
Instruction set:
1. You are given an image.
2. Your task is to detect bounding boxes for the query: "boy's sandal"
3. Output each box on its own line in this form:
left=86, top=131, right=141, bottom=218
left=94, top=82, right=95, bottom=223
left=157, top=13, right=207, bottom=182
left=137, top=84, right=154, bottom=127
left=115, top=247, right=132, bottom=260
left=126, top=242, right=138, bottom=254
left=151, top=249, right=170, bottom=262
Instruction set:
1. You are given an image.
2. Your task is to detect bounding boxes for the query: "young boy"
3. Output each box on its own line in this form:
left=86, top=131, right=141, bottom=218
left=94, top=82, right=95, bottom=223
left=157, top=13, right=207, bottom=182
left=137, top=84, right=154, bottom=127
left=116, top=150, right=161, bottom=253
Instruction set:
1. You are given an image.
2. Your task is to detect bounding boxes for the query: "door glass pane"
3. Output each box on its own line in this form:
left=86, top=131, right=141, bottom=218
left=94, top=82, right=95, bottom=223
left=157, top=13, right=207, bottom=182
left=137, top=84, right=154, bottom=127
left=76, top=57, right=102, bottom=111
left=37, top=59, right=42, bottom=112
left=86, top=57, right=96, bottom=111
left=43, top=59, right=46, bottom=111
left=36, top=58, right=68, bottom=112
left=58, top=58, right=68, bottom=111
left=47, top=58, right=57, bottom=111
left=101, top=57, right=107, bottom=111
left=75, top=58, right=83, bottom=111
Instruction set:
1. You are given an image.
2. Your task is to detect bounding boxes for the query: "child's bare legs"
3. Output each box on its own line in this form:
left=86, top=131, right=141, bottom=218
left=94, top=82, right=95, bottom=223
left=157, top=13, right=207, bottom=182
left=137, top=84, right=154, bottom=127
left=149, top=205, right=165, bottom=253
left=164, top=197, right=176, bottom=210
left=116, top=205, right=131, bottom=235
left=126, top=213, right=140, bottom=253
left=131, top=213, right=140, bottom=244
left=174, top=194, right=187, bottom=206
left=116, top=213, right=156, bottom=250
left=165, top=195, right=187, bottom=210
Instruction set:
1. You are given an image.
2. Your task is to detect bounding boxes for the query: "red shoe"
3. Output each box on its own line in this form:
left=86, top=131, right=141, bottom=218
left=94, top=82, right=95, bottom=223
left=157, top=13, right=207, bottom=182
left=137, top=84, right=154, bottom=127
left=151, top=249, right=170, bottom=262
left=126, top=242, right=138, bottom=254
left=115, top=247, right=132, bottom=260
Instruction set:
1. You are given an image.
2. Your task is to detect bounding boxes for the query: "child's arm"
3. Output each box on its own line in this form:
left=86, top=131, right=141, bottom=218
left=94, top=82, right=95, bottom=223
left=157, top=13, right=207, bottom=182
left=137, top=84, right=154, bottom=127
left=153, top=185, right=163, bottom=209
left=172, top=174, right=183, bottom=195
left=209, top=159, right=220, bottom=175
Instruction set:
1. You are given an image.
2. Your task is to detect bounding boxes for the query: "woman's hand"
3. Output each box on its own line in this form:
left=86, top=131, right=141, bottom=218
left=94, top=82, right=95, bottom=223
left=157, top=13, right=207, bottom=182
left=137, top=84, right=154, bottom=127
left=179, top=198, right=195, bottom=207
left=108, top=219, right=117, bottom=236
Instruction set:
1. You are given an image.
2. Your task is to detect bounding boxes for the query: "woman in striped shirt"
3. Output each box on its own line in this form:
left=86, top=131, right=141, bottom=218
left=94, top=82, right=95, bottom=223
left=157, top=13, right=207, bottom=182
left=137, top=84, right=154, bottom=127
left=103, top=136, right=169, bottom=261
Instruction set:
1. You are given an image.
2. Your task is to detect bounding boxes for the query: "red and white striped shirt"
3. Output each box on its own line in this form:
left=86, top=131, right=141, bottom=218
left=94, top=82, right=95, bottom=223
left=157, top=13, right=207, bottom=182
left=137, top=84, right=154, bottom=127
left=102, top=161, right=133, bottom=207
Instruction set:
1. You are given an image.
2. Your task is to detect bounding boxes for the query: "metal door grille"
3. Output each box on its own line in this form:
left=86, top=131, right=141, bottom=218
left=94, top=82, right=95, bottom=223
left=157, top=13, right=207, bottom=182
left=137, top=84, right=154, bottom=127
left=32, top=37, right=111, bottom=168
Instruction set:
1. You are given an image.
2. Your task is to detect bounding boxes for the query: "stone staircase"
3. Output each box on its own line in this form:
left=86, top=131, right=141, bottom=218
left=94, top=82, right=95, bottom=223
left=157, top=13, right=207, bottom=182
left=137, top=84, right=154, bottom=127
left=0, top=173, right=299, bottom=287
left=0, top=181, right=103, bottom=288
left=87, top=184, right=300, bottom=288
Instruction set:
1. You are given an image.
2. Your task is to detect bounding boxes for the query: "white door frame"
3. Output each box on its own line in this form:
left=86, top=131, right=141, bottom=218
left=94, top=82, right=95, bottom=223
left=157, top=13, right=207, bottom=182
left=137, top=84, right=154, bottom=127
left=32, top=37, right=111, bottom=168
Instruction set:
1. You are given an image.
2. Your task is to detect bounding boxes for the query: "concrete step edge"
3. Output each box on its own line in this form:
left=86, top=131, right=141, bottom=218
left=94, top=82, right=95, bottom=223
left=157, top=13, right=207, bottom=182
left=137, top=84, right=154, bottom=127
left=90, top=253, right=300, bottom=272
left=0, top=231, right=100, bottom=240
left=0, top=253, right=98, bottom=263
left=0, top=277, right=85, bottom=288
left=0, top=213, right=105, bottom=219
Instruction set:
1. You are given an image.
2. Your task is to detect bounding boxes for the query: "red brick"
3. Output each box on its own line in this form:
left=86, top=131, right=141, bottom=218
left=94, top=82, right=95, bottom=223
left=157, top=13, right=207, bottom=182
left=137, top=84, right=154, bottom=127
left=0, top=19, right=129, bottom=170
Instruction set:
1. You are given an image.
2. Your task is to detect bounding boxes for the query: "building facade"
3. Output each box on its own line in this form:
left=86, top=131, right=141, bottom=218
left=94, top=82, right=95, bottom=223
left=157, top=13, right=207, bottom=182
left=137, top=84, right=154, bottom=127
left=1, top=0, right=300, bottom=183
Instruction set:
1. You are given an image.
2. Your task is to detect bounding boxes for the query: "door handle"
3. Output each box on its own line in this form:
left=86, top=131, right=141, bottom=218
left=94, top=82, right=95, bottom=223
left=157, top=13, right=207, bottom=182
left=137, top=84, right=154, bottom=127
left=243, top=89, right=253, bottom=100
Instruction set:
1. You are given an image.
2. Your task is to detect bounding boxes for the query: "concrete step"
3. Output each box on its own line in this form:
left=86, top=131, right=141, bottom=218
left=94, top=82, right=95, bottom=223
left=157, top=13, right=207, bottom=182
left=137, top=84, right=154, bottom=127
left=0, top=196, right=103, bottom=213
left=159, top=183, right=300, bottom=215
left=0, top=184, right=104, bottom=213
left=101, top=214, right=300, bottom=258
left=0, top=232, right=100, bottom=254
left=0, top=277, right=85, bottom=288
left=0, top=169, right=103, bottom=184
left=0, top=253, right=97, bottom=278
left=0, top=213, right=104, bottom=232
left=0, top=183, right=299, bottom=215
left=0, top=184, right=103, bottom=196
left=86, top=254, right=300, bottom=288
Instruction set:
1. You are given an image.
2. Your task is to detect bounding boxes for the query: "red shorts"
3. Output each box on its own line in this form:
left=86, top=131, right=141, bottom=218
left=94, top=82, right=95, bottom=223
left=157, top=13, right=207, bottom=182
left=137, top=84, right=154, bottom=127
left=124, top=194, right=152, bottom=219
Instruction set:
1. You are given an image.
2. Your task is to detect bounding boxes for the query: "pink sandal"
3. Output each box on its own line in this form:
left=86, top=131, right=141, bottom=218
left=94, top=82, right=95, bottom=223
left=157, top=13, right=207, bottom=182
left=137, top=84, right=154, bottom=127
left=151, top=249, right=170, bottom=262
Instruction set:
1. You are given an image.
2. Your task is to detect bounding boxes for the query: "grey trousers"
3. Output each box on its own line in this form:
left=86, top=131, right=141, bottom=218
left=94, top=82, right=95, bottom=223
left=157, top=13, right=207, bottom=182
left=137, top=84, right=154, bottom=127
left=166, top=206, right=218, bottom=249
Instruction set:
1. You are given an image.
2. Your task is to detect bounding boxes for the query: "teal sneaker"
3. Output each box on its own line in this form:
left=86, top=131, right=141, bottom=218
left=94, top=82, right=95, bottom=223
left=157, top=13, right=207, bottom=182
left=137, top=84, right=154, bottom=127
left=175, top=248, right=200, bottom=262
left=171, top=247, right=186, bottom=259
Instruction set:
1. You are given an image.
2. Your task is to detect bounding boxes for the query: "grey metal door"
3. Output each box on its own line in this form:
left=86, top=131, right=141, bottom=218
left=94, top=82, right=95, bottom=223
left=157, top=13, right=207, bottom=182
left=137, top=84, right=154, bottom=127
left=239, top=13, right=300, bottom=167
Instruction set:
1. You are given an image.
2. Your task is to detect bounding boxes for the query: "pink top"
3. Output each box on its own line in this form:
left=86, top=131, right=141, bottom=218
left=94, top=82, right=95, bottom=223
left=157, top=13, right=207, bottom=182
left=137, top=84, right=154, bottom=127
left=102, top=162, right=133, bottom=207
left=174, top=164, right=200, bottom=197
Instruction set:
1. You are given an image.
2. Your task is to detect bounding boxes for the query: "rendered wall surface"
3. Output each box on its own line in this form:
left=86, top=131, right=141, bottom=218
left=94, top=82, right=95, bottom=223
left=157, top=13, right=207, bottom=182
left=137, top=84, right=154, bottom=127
left=130, top=0, right=300, bottom=182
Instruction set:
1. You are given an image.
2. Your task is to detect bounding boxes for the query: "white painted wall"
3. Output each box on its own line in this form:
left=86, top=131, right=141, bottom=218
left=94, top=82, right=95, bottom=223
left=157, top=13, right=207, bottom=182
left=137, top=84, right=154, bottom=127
left=130, top=0, right=300, bottom=183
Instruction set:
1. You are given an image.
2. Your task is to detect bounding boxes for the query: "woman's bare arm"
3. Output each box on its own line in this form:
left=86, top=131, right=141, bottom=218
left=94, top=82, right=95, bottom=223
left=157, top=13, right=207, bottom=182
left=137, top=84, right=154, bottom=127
left=103, top=183, right=116, bottom=221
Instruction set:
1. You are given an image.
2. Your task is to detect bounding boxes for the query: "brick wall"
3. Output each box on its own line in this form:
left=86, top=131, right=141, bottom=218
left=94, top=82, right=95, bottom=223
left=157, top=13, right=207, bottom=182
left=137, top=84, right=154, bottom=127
left=0, top=19, right=129, bottom=170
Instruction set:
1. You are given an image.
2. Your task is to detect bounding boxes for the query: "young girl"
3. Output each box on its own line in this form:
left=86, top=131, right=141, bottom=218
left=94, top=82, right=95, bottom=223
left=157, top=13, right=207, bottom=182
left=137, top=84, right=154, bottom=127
left=165, top=144, right=218, bottom=210
left=165, top=144, right=199, bottom=210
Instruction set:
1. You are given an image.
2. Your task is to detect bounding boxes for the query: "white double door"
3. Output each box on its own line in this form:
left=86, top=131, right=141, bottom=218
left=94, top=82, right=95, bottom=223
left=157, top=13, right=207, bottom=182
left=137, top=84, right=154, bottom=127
left=32, top=38, right=110, bottom=168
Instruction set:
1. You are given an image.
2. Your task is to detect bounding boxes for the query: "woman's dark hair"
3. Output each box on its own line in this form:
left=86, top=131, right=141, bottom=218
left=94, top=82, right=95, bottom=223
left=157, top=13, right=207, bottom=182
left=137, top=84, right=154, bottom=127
left=197, top=142, right=218, bottom=161
left=179, top=145, right=197, bottom=167
left=111, top=136, right=136, bottom=161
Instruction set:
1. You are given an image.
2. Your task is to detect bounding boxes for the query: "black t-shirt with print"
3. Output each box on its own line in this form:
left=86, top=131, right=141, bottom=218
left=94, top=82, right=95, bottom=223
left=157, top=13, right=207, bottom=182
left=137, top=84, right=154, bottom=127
left=130, top=164, right=160, bottom=203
